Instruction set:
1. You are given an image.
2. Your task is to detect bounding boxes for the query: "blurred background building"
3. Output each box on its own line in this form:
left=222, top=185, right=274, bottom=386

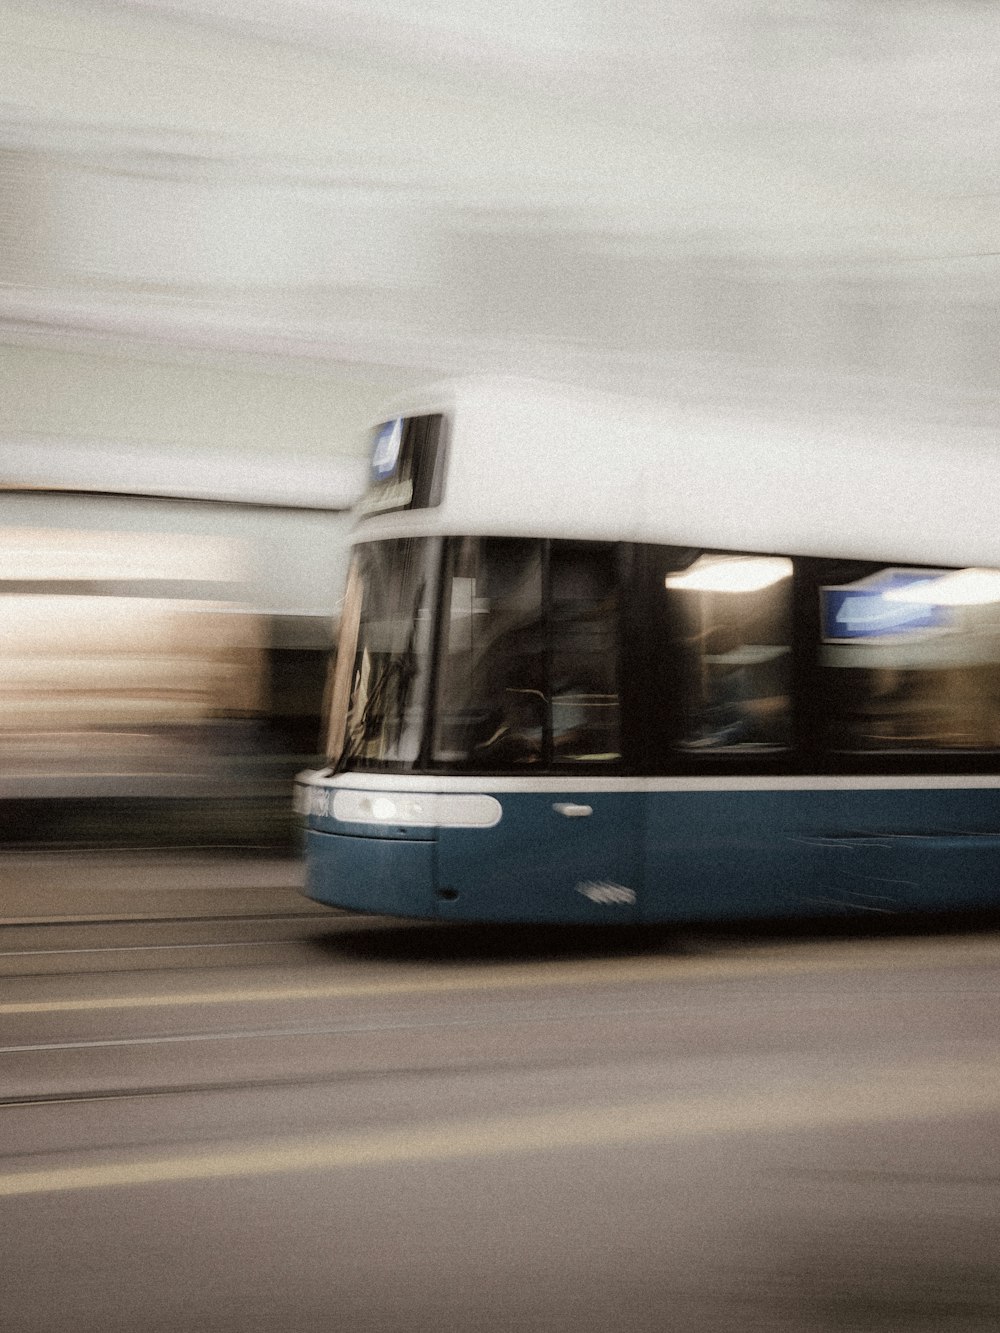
left=1, top=0, right=998, bottom=847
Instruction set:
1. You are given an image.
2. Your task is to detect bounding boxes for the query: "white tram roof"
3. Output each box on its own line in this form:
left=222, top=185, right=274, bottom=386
left=351, top=376, right=1000, bottom=570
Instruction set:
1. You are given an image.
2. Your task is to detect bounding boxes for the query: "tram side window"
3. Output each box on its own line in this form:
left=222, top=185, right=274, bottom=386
left=434, top=538, right=546, bottom=766
left=550, top=544, right=621, bottom=762
left=818, top=565, right=1000, bottom=751
left=664, top=553, right=793, bottom=752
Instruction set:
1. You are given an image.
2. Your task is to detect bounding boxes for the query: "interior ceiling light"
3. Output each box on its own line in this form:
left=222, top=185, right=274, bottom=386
left=884, top=568, right=1000, bottom=606
left=665, top=555, right=792, bottom=593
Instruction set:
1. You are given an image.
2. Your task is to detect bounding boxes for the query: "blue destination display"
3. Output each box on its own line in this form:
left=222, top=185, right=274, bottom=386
left=821, top=569, right=949, bottom=640
left=371, top=417, right=403, bottom=481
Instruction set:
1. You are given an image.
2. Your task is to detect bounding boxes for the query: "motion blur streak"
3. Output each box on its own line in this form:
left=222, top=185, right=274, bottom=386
left=2, top=1058, right=996, bottom=1198
left=5, top=932, right=1000, bottom=1014
left=0, top=513, right=338, bottom=850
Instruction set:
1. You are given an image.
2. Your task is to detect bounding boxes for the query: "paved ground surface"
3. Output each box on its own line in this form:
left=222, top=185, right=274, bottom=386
left=2, top=855, right=999, bottom=1331
left=0, top=851, right=312, bottom=922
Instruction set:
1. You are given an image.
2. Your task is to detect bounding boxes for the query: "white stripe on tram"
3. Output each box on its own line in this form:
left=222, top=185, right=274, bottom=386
left=296, top=769, right=1000, bottom=796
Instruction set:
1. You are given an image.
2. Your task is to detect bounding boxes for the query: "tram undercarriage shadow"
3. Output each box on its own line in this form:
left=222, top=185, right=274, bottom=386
left=304, top=906, right=1000, bottom=967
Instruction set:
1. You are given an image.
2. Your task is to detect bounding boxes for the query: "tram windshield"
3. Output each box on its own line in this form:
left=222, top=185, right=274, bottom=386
left=329, top=536, right=622, bottom=772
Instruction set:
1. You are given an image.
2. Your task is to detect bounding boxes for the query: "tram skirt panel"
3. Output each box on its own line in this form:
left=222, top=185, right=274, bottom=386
left=305, top=830, right=437, bottom=919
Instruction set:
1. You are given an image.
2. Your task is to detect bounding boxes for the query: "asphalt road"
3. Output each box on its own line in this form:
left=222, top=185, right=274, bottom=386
left=2, top=854, right=999, bottom=1332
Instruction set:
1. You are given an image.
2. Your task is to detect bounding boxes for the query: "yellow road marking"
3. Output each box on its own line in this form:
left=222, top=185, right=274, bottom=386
left=1, top=1058, right=997, bottom=1197
left=3, top=934, right=1000, bottom=1016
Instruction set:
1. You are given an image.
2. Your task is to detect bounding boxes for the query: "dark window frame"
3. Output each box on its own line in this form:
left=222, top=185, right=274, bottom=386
left=425, top=536, right=631, bottom=776
left=637, top=544, right=797, bottom=778
left=333, top=537, right=1000, bottom=780
left=800, top=556, right=1000, bottom=775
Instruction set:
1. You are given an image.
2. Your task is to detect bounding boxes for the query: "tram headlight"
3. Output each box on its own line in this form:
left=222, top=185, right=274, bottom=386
left=331, top=791, right=430, bottom=824
left=330, top=789, right=501, bottom=828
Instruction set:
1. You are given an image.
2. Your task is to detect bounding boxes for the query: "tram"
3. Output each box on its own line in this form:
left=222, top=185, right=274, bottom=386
left=296, top=377, right=1000, bottom=922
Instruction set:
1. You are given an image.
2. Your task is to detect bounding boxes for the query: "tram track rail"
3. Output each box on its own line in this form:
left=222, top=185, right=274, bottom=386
left=0, top=909, right=331, bottom=929
left=0, top=983, right=963, bottom=1073
left=0, top=1004, right=666, bottom=1118
left=0, top=1071, right=365, bottom=1112
left=0, top=909, right=372, bottom=978
left=0, top=945, right=326, bottom=981
left=7, top=933, right=999, bottom=1117
left=0, top=1053, right=589, bottom=1115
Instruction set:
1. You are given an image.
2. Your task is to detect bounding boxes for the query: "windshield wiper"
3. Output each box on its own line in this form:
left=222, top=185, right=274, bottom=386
left=340, top=653, right=418, bottom=767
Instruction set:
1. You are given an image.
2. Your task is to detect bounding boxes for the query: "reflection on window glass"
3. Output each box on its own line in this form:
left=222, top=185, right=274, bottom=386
left=435, top=538, right=544, bottom=767
left=434, top=539, right=623, bottom=769
left=341, top=539, right=437, bottom=768
left=665, top=554, right=792, bottom=751
left=820, top=565, right=1000, bottom=750
left=550, top=545, right=620, bottom=762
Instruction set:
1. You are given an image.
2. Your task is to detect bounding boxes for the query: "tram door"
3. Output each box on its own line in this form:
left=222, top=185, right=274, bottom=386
left=435, top=792, right=643, bottom=923
left=432, top=538, right=639, bottom=920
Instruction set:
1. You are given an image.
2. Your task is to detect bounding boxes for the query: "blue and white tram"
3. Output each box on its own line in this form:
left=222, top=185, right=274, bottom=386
left=296, top=377, right=1000, bottom=923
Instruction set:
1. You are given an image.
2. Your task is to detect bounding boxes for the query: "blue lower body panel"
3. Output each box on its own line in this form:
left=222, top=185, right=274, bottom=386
left=304, top=829, right=436, bottom=918
left=643, top=787, right=1000, bottom=922
left=301, top=782, right=1000, bottom=923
